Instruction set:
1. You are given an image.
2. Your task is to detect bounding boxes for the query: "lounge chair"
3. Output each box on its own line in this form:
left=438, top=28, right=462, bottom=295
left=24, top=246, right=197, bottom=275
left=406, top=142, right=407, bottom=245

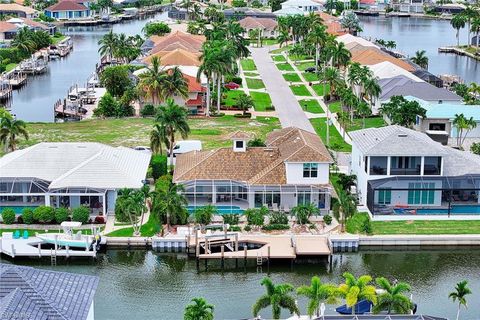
left=22, top=230, right=29, bottom=239
left=13, top=230, right=20, bottom=239
left=272, top=203, right=279, bottom=212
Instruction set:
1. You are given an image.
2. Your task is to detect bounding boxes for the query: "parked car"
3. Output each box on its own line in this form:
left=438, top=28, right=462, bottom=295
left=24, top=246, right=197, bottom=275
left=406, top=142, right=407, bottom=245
left=224, top=82, right=240, bottom=89
left=305, top=67, right=316, bottom=73
left=134, top=146, right=152, bottom=154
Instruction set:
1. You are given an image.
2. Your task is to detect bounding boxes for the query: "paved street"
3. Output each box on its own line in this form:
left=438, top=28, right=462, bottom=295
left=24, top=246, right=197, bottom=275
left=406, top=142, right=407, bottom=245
left=250, top=47, right=315, bottom=133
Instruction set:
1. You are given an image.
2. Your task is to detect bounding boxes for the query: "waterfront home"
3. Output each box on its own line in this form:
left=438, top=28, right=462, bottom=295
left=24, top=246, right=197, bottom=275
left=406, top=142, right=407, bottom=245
left=392, top=0, right=424, bottom=13
left=149, top=31, right=205, bottom=55
left=317, top=11, right=347, bottom=36
left=0, top=21, right=17, bottom=42
left=224, top=8, right=276, bottom=20
left=350, top=46, right=415, bottom=72
left=142, top=48, right=201, bottom=67
left=274, top=6, right=306, bottom=16
left=368, top=61, right=422, bottom=82
left=412, top=69, right=444, bottom=88
left=238, top=17, right=278, bottom=38
left=0, top=142, right=150, bottom=215
left=7, top=17, right=56, bottom=35
left=411, top=97, right=480, bottom=144
left=0, top=3, right=37, bottom=18
left=44, top=0, right=90, bottom=20
left=173, top=127, right=334, bottom=213
left=280, top=0, right=321, bottom=13
left=350, top=125, right=480, bottom=217
left=0, top=263, right=98, bottom=320
left=336, top=33, right=378, bottom=49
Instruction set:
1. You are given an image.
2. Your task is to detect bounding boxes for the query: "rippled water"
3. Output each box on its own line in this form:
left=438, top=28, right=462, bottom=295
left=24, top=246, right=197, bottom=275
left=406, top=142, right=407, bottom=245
left=5, top=248, right=480, bottom=320
left=359, top=16, right=480, bottom=84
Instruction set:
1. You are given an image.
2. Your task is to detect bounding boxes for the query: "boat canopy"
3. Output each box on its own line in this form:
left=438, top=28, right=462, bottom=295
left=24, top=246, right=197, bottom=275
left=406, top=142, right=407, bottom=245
left=61, top=221, right=82, bottom=228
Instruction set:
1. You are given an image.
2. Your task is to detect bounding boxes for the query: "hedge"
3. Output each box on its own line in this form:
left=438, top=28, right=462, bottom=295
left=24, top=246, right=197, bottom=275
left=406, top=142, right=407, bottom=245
left=72, top=206, right=90, bottom=223
left=1, top=208, right=16, bottom=224
left=151, top=155, right=167, bottom=180
left=55, top=207, right=70, bottom=224
left=33, top=206, right=55, bottom=223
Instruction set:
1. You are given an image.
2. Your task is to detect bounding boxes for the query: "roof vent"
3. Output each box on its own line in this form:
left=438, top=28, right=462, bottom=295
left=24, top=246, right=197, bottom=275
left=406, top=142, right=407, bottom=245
left=398, top=133, right=408, bottom=137
left=48, top=146, right=58, bottom=149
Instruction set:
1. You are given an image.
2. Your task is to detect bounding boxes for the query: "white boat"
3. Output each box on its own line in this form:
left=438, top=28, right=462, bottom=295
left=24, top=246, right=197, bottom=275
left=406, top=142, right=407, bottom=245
left=37, top=222, right=95, bottom=249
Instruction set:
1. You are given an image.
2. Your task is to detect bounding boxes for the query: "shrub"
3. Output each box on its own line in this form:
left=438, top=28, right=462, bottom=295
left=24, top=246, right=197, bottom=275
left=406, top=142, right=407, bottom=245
left=22, top=208, right=34, bottom=224
left=471, top=142, right=480, bottom=155
left=362, top=219, right=373, bottom=235
left=72, top=206, right=90, bottom=223
left=55, top=207, right=70, bottom=224
left=33, top=206, right=55, bottom=223
left=244, top=225, right=252, bottom=232
left=245, top=207, right=268, bottom=226
left=223, top=214, right=240, bottom=225
left=269, top=211, right=288, bottom=225
left=16, top=215, right=24, bottom=224
left=232, top=0, right=247, bottom=7
left=94, top=216, right=106, bottom=224
left=141, top=104, right=155, bottom=117
left=143, top=22, right=171, bottom=36
left=230, top=76, right=242, bottom=85
left=150, top=155, right=168, bottom=180
left=194, top=205, right=217, bottom=225
left=262, top=224, right=289, bottom=231
left=228, top=225, right=241, bottom=232
left=1, top=208, right=16, bottom=224
left=323, top=214, right=333, bottom=225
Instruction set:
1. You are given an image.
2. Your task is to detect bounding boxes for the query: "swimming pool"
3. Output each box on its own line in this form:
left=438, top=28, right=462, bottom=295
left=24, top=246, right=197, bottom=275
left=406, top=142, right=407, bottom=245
left=187, top=205, right=245, bottom=215
left=0, top=206, right=38, bottom=215
left=395, top=205, right=480, bottom=215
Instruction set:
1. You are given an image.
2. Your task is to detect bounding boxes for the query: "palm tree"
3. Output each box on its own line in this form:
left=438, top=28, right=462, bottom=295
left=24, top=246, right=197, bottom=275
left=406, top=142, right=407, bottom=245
left=332, top=189, right=356, bottom=232
left=308, top=24, right=328, bottom=72
left=150, top=123, right=168, bottom=155
left=160, top=67, right=189, bottom=101
left=152, top=181, right=187, bottom=230
left=355, top=101, right=371, bottom=129
left=411, top=50, right=429, bottom=69
left=155, top=99, right=190, bottom=166
left=449, top=281, right=472, bottom=320
left=471, top=17, right=480, bottom=48
left=98, top=30, right=118, bottom=61
left=453, top=113, right=477, bottom=148
left=322, top=67, right=343, bottom=101
left=374, top=277, right=413, bottom=314
left=451, top=14, right=467, bottom=47
left=386, top=40, right=396, bottom=49
left=277, top=29, right=291, bottom=48
left=0, top=117, right=28, bottom=152
left=138, top=56, right=164, bottom=105
left=461, top=7, right=478, bottom=47
left=329, top=41, right=352, bottom=69
left=184, top=297, right=214, bottom=320
left=252, top=277, right=299, bottom=319
left=11, top=27, right=35, bottom=55
left=236, top=93, right=254, bottom=116
left=363, top=77, right=382, bottom=110
left=297, top=276, right=338, bottom=317
left=291, top=203, right=319, bottom=224
left=338, top=272, right=377, bottom=314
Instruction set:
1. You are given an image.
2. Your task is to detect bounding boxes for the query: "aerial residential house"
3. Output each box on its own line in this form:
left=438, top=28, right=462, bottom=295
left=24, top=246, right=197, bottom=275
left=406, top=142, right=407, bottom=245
left=350, top=47, right=415, bottom=72
left=0, top=3, right=37, bottom=18
left=0, top=142, right=150, bottom=215
left=0, top=263, right=98, bottom=320
left=7, top=17, right=56, bottom=35
left=238, top=16, right=278, bottom=38
left=0, top=21, right=17, bottom=42
left=350, top=125, right=480, bottom=217
left=142, top=48, right=201, bottom=67
left=173, top=127, right=334, bottom=214
left=391, top=0, right=425, bottom=13
left=280, top=0, right=321, bottom=12
left=317, top=12, right=347, bottom=36
left=44, top=0, right=90, bottom=20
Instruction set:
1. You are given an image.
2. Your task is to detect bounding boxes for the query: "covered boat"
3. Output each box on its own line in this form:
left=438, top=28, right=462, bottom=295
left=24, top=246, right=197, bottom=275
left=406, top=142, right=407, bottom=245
left=37, top=221, right=95, bottom=249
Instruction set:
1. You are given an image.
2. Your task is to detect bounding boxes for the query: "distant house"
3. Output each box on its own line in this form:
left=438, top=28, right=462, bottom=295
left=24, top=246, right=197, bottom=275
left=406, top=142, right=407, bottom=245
left=392, top=0, right=424, bottom=13
left=224, top=8, right=276, bottom=20
left=0, top=263, right=98, bottom=320
left=317, top=12, right=347, bottom=36
left=280, top=0, right=321, bottom=13
left=412, top=69, right=444, bottom=88
left=173, top=127, right=334, bottom=214
left=0, top=21, right=17, bottom=41
left=238, top=16, right=278, bottom=38
left=350, top=125, right=480, bottom=217
left=0, top=3, right=37, bottom=18
left=45, top=0, right=90, bottom=20
left=434, top=3, right=466, bottom=14
left=7, top=17, right=56, bottom=35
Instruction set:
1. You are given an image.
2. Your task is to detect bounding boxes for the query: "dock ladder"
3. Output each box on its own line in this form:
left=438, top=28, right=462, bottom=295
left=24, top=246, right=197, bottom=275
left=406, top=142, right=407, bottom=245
left=50, top=249, right=57, bottom=266
left=256, top=252, right=263, bottom=266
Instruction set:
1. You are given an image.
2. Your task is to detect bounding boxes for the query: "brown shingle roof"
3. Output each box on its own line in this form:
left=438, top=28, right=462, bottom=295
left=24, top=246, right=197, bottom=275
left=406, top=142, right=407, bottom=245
left=351, top=47, right=415, bottom=72
left=0, top=21, right=17, bottom=33
left=150, top=31, right=205, bottom=54
left=142, top=49, right=201, bottom=66
left=173, top=127, right=333, bottom=185
left=228, top=131, right=253, bottom=140
left=0, top=3, right=37, bottom=14
left=238, top=17, right=278, bottom=31
left=45, top=0, right=87, bottom=11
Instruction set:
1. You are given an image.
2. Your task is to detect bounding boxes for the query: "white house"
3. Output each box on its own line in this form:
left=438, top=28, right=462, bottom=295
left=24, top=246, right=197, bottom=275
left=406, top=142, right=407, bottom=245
left=0, top=142, right=150, bottom=215
left=173, top=127, right=334, bottom=214
left=350, top=125, right=480, bottom=217
left=279, top=0, right=321, bottom=13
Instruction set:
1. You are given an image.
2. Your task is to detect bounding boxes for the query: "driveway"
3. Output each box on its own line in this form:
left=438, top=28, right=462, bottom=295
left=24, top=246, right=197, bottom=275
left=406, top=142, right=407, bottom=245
left=250, top=47, right=315, bottom=133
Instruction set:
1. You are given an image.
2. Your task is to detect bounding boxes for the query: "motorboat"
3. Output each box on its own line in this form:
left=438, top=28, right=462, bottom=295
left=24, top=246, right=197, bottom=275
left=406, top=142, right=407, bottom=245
left=37, top=221, right=96, bottom=249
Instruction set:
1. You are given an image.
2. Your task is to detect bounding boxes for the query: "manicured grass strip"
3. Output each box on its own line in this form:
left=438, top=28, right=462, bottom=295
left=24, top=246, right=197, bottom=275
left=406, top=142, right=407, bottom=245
left=289, top=54, right=313, bottom=61
left=276, top=63, right=294, bottom=71
left=299, top=99, right=324, bottom=114
left=6, top=63, right=17, bottom=72
left=251, top=92, right=272, bottom=111
left=310, top=118, right=351, bottom=152
left=272, top=55, right=286, bottom=62
left=240, top=59, right=257, bottom=71
left=295, top=61, right=315, bottom=71
left=372, top=220, right=480, bottom=235
left=290, top=84, right=312, bottom=96
left=246, top=78, right=265, bottom=90
left=223, top=89, right=244, bottom=107
left=243, top=72, right=258, bottom=77
left=270, top=45, right=291, bottom=54
left=302, top=72, right=319, bottom=82
left=106, top=215, right=161, bottom=237
left=25, top=116, right=280, bottom=150
left=283, top=73, right=301, bottom=82
left=349, top=116, right=386, bottom=132
left=328, top=101, right=342, bottom=113
left=312, top=83, right=330, bottom=96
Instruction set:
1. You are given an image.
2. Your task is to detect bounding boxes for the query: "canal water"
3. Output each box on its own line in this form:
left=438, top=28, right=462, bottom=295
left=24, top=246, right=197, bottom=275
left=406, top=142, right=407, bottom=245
left=5, top=248, right=480, bottom=319
left=10, top=12, right=167, bottom=122
left=359, top=16, right=480, bottom=84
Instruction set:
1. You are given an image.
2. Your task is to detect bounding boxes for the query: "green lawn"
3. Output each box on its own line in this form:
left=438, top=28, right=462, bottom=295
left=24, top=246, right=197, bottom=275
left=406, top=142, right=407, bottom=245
left=51, top=35, right=67, bottom=44
left=275, top=63, right=294, bottom=71
left=299, top=99, right=324, bottom=114
left=295, top=61, right=315, bottom=71
left=349, top=116, right=386, bottom=132
left=25, top=116, right=280, bottom=150
left=310, top=118, right=352, bottom=152
left=251, top=92, right=272, bottom=111
left=312, top=83, right=330, bottom=96
left=373, top=220, right=480, bottom=235
left=328, top=101, right=342, bottom=113
left=270, top=45, right=292, bottom=54
left=240, top=59, right=257, bottom=71
left=289, top=54, right=313, bottom=61
left=243, top=72, right=258, bottom=77
left=224, top=89, right=244, bottom=107
left=272, top=55, right=286, bottom=62
left=290, top=84, right=312, bottom=96
left=5, top=63, right=17, bottom=72
left=106, top=215, right=161, bottom=237
left=302, top=72, right=319, bottom=82
left=283, top=73, right=302, bottom=82
left=245, top=78, right=265, bottom=90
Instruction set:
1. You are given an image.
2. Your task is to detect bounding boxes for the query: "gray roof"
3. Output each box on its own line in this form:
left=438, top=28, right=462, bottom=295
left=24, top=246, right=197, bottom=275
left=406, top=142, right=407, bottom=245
left=350, top=125, right=480, bottom=176
left=0, top=263, right=98, bottom=320
left=379, top=76, right=462, bottom=102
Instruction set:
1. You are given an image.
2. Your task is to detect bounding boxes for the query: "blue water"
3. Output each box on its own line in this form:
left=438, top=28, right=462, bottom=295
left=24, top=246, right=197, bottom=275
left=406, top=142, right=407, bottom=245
left=0, top=206, right=38, bottom=215
left=395, top=205, right=480, bottom=215
left=187, top=205, right=245, bottom=215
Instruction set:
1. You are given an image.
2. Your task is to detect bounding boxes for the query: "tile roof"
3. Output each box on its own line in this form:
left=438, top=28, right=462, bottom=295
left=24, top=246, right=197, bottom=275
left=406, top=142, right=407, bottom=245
left=45, top=0, right=87, bottom=11
left=0, top=3, right=37, bottom=14
left=0, top=21, right=17, bottom=33
left=238, top=17, right=278, bottom=31
left=0, top=263, right=98, bottom=320
left=183, top=72, right=204, bottom=92
left=379, top=77, right=462, bottom=102
left=149, top=31, right=205, bottom=54
left=351, top=47, right=415, bottom=72
left=228, top=131, right=253, bottom=140
left=407, top=97, right=480, bottom=120
left=173, top=127, right=333, bottom=184
left=336, top=34, right=378, bottom=48
left=142, top=49, right=201, bottom=66
left=369, top=61, right=422, bottom=81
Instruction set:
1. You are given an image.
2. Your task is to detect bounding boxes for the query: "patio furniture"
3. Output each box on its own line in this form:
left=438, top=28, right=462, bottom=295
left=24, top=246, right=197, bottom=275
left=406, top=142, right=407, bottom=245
left=22, top=230, right=29, bottom=239
left=272, top=203, right=279, bottom=212
left=13, top=230, right=20, bottom=239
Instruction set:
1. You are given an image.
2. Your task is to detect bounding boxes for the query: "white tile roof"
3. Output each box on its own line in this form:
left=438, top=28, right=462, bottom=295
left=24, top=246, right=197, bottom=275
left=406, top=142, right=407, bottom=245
left=336, top=34, right=378, bottom=48
left=0, top=142, right=150, bottom=189
left=368, top=61, right=422, bottom=81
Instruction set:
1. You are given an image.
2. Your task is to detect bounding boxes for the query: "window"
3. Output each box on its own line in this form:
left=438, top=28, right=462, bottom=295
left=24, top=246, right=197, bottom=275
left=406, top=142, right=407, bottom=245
left=377, top=189, right=391, bottom=205
left=235, top=141, right=244, bottom=149
left=297, top=191, right=311, bottom=205
left=407, top=183, right=435, bottom=205
left=424, top=157, right=442, bottom=175
left=364, top=157, right=368, bottom=173
left=391, top=157, right=421, bottom=175
left=303, top=163, right=318, bottom=178
left=429, top=123, right=446, bottom=131
left=369, top=157, right=387, bottom=175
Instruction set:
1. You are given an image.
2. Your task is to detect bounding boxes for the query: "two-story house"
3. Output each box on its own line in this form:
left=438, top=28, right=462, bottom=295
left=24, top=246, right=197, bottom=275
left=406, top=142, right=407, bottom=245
left=173, top=127, right=334, bottom=214
left=350, top=125, right=480, bottom=217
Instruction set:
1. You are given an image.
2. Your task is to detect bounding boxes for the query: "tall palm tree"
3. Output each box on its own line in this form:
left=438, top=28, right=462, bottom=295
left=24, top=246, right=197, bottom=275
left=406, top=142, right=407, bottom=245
left=451, top=14, right=467, bottom=47
left=184, top=297, right=214, bottom=320
left=471, top=17, right=480, bottom=48
left=160, top=67, right=189, bottom=101
left=0, top=117, right=28, bottom=152
left=338, top=272, right=377, bottom=314
left=363, top=77, right=382, bottom=111
left=297, top=276, right=338, bottom=317
left=277, top=29, right=291, bottom=48
left=252, top=277, right=299, bottom=319
left=453, top=113, right=477, bottom=148
left=98, top=30, right=118, bottom=61
left=322, top=67, right=343, bottom=101
left=374, top=277, right=413, bottom=314
left=449, top=280, right=472, bottom=320
left=461, top=7, right=478, bottom=47
left=150, top=123, right=168, bottom=155
left=329, top=41, right=352, bottom=69
left=155, top=99, right=190, bottom=166
left=355, top=101, right=371, bottom=129
left=138, top=56, right=164, bottom=105
left=308, top=24, right=328, bottom=72
left=411, top=50, right=429, bottom=69
left=152, top=181, right=187, bottom=229
left=11, top=27, right=35, bottom=55
left=332, top=189, right=356, bottom=232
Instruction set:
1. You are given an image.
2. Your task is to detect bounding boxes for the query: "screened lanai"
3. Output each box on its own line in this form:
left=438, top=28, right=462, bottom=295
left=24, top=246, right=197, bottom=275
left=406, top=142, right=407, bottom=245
left=367, top=175, right=480, bottom=216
